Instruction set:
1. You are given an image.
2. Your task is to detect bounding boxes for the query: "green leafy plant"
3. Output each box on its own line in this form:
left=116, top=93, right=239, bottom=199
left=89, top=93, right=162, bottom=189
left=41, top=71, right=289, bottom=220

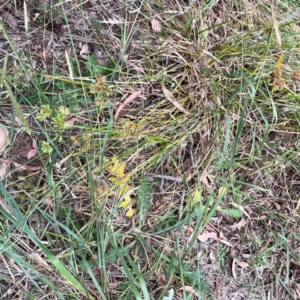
left=52, top=112, right=67, bottom=131
left=90, top=18, right=102, bottom=30
left=85, top=55, right=117, bottom=79
left=37, top=104, right=53, bottom=121
left=41, top=141, right=53, bottom=154
left=182, top=263, right=211, bottom=292
left=18, top=56, right=115, bottom=111
left=137, top=176, right=152, bottom=227
left=219, top=208, right=243, bottom=220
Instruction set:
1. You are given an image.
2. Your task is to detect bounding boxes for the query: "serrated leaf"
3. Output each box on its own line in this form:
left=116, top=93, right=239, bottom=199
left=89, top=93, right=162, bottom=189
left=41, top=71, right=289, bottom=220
left=137, top=177, right=152, bottom=225
left=220, top=208, right=242, bottom=220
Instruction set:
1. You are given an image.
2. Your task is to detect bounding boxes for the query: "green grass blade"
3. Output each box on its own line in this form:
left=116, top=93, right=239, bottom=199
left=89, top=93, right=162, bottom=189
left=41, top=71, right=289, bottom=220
left=4, top=80, right=31, bottom=135
left=0, top=53, right=8, bottom=88
left=109, top=233, right=150, bottom=300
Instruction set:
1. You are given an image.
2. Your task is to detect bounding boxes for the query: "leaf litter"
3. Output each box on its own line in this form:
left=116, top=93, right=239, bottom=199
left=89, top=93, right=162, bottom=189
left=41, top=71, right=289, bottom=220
left=151, top=18, right=162, bottom=32
left=0, top=10, right=17, bottom=31
left=114, top=90, right=141, bottom=121
left=162, top=87, right=190, bottom=115
left=0, top=0, right=299, bottom=299
left=27, top=139, right=38, bottom=160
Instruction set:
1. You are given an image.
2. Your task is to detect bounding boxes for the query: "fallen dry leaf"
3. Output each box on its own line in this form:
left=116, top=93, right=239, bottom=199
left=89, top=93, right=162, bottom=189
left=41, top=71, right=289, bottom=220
left=220, top=239, right=233, bottom=247
left=10, top=160, right=42, bottom=171
left=229, top=218, right=247, bottom=230
left=214, top=17, right=223, bottom=25
left=163, top=288, right=174, bottom=300
left=0, top=160, right=8, bottom=180
left=162, top=87, right=190, bottom=115
left=0, top=127, right=8, bottom=153
left=219, top=231, right=233, bottom=246
left=151, top=18, right=161, bottom=32
left=0, top=11, right=17, bottom=31
left=180, top=286, right=199, bottom=297
left=197, top=231, right=219, bottom=242
left=219, top=231, right=226, bottom=240
left=114, top=91, right=141, bottom=121
left=66, top=117, right=78, bottom=126
left=155, top=268, right=167, bottom=286
left=80, top=44, right=89, bottom=56
left=209, top=250, right=216, bottom=262
left=201, top=174, right=211, bottom=189
left=27, top=139, right=38, bottom=160
left=29, top=253, right=51, bottom=270
left=65, top=44, right=71, bottom=55
left=235, top=259, right=249, bottom=269
left=32, top=12, right=40, bottom=22
left=184, top=225, right=194, bottom=234
left=42, top=50, right=49, bottom=61
left=232, top=258, right=237, bottom=278
left=205, top=224, right=215, bottom=231
left=232, top=258, right=249, bottom=279
left=184, top=225, right=194, bottom=243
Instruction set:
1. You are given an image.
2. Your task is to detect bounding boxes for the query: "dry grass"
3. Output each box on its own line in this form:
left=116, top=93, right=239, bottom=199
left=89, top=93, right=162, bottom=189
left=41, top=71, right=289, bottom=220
left=0, top=0, right=300, bottom=299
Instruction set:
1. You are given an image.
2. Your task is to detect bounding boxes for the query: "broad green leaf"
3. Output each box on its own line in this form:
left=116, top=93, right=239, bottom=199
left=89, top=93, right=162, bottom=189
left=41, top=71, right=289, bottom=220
left=220, top=208, right=242, bottom=220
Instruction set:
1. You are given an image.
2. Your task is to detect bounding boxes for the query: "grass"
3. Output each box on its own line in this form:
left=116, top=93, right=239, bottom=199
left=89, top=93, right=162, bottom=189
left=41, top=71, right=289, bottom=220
left=0, top=0, right=300, bottom=299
